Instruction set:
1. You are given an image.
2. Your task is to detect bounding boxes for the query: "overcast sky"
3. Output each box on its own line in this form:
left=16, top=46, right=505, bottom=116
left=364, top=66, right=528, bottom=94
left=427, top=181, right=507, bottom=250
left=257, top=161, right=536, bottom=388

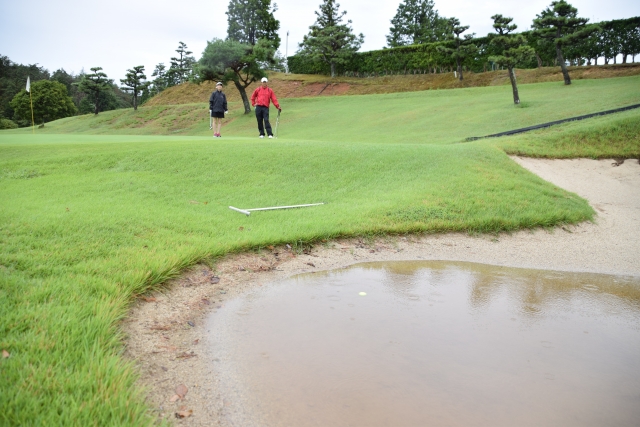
left=1, top=0, right=638, bottom=82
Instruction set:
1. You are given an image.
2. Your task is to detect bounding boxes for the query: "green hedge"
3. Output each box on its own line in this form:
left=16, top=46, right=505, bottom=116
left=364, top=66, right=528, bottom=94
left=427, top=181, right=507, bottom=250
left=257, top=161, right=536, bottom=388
left=288, top=36, right=510, bottom=76
left=288, top=16, right=639, bottom=76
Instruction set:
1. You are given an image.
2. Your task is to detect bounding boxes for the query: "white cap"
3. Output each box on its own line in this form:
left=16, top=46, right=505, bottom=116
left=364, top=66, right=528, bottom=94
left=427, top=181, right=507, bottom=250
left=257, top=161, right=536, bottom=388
left=261, top=77, right=268, bottom=82
left=216, top=81, right=223, bottom=86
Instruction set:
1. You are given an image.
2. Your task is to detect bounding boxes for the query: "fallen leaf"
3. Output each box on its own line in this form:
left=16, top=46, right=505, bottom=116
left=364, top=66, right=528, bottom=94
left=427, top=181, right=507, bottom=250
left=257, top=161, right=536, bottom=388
left=150, top=325, right=170, bottom=331
left=169, top=394, right=180, bottom=402
left=175, top=409, right=193, bottom=418
left=143, top=296, right=157, bottom=302
left=306, top=262, right=316, bottom=267
left=210, top=276, right=220, bottom=284
left=238, top=226, right=244, bottom=231
left=267, top=245, right=274, bottom=250
left=187, top=321, right=195, bottom=327
left=201, top=298, right=211, bottom=305
left=2, top=350, right=9, bottom=358
left=193, top=339, right=200, bottom=345
left=176, top=351, right=197, bottom=359
left=175, top=384, right=188, bottom=398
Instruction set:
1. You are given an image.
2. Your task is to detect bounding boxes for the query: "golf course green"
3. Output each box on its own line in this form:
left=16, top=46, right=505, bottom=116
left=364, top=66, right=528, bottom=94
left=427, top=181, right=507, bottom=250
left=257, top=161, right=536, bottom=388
left=1, top=75, right=639, bottom=425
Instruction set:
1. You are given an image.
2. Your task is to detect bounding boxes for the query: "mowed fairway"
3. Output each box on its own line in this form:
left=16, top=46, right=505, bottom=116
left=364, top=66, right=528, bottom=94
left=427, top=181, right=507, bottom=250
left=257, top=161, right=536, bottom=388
left=1, top=76, right=637, bottom=425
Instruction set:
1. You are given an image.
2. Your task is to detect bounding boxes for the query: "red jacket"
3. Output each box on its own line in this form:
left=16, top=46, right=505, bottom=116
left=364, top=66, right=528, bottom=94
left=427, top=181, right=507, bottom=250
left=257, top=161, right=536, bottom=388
left=251, top=86, right=280, bottom=109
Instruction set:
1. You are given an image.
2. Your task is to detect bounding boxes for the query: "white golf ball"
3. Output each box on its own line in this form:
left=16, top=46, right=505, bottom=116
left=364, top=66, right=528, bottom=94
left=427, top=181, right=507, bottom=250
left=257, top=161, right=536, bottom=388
left=359, top=292, right=367, bottom=296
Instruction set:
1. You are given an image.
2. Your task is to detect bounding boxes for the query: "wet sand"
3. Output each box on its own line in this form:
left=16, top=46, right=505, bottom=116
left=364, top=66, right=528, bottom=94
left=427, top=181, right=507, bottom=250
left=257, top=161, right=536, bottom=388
left=123, top=157, right=640, bottom=425
left=207, top=262, right=640, bottom=427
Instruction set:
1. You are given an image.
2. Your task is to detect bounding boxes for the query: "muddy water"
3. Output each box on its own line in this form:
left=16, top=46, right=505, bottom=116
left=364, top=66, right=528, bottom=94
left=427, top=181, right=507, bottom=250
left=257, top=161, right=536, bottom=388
left=207, top=261, right=640, bottom=427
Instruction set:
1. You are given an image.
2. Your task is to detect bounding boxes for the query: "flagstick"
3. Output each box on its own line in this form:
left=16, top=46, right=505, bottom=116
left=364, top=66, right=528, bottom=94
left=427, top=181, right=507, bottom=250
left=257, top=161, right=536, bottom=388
left=29, top=90, right=35, bottom=134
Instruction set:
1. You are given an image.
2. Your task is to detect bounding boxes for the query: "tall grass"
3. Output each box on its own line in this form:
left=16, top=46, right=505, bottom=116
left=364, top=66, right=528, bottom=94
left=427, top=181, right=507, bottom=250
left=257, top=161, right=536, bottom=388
left=3, top=76, right=635, bottom=425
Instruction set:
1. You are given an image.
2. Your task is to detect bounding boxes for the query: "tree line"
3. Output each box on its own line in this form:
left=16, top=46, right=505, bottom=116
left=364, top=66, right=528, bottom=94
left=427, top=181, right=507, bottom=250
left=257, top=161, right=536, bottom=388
left=0, top=40, right=202, bottom=128
left=291, top=2, right=639, bottom=76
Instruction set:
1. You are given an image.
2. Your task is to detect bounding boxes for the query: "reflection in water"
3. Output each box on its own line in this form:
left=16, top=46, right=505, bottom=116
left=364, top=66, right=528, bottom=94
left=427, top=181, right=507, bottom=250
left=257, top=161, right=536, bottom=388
left=207, top=261, right=640, bottom=427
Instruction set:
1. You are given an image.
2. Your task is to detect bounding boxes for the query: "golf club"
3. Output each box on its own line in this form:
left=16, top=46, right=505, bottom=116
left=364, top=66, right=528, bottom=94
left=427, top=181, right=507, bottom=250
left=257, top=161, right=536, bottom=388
left=209, top=110, right=212, bottom=130
left=274, top=109, right=281, bottom=138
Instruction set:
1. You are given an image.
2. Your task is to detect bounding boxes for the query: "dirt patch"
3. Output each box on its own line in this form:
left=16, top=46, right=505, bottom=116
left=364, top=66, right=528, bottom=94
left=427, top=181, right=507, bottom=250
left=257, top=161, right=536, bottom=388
left=123, top=157, right=640, bottom=425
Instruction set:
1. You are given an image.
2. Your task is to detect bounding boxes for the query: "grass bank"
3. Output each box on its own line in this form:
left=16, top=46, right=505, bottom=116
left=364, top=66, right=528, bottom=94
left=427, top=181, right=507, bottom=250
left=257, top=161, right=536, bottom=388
left=7, top=75, right=640, bottom=144
left=145, top=64, right=640, bottom=106
left=496, top=108, right=640, bottom=159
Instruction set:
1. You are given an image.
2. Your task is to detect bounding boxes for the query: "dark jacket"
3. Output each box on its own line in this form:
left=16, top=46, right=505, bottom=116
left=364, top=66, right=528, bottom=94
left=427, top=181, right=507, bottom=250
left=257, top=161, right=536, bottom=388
left=209, top=90, right=227, bottom=113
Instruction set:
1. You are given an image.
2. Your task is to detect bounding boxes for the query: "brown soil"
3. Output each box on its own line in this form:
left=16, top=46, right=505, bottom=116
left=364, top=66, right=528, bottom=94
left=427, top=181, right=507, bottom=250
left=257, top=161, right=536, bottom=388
left=143, top=64, right=640, bottom=107
left=123, top=158, right=640, bottom=425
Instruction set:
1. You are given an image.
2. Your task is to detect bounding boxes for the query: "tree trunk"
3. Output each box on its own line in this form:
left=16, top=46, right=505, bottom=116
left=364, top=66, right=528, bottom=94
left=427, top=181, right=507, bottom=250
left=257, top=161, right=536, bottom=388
left=556, top=45, right=571, bottom=85
left=233, top=80, right=251, bottom=114
left=94, top=93, right=99, bottom=115
left=133, top=93, right=138, bottom=111
left=536, top=52, right=543, bottom=68
left=330, top=62, right=335, bottom=78
left=508, top=67, right=520, bottom=105
left=457, top=59, right=463, bottom=81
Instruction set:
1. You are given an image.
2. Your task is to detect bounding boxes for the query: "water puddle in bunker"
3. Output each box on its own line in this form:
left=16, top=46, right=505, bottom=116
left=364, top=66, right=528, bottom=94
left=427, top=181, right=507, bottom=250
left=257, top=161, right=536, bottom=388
left=206, top=261, right=640, bottom=427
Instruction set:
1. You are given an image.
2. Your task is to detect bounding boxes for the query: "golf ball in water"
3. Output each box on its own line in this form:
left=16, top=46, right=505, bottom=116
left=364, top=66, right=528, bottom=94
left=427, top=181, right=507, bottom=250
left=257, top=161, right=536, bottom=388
left=359, top=292, right=367, bottom=296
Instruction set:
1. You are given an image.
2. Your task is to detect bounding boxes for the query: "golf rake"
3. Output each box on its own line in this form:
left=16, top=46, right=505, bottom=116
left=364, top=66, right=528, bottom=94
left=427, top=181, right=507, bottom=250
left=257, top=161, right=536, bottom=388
left=274, top=109, right=281, bottom=138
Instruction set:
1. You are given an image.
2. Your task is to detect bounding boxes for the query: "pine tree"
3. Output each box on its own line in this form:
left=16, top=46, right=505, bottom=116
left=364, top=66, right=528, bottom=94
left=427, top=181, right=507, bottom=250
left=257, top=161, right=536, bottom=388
left=148, top=63, right=168, bottom=96
left=489, top=15, right=535, bottom=104
left=120, top=66, right=150, bottom=110
left=226, top=0, right=280, bottom=48
left=532, top=1, right=597, bottom=85
left=199, top=38, right=277, bottom=114
left=299, top=0, right=364, bottom=78
left=167, top=42, right=196, bottom=85
left=386, top=0, right=449, bottom=47
left=75, top=67, right=112, bottom=115
left=437, top=18, right=476, bottom=81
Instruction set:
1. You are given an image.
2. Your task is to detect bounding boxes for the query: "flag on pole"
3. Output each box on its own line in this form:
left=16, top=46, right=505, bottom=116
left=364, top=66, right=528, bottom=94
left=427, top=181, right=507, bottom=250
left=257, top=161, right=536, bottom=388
left=26, top=76, right=31, bottom=93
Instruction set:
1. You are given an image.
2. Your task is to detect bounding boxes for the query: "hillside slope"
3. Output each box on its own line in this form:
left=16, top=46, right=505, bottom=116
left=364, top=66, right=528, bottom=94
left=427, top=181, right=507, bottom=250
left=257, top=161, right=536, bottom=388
left=12, top=75, right=640, bottom=144
left=145, top=64, right=640, bottom=106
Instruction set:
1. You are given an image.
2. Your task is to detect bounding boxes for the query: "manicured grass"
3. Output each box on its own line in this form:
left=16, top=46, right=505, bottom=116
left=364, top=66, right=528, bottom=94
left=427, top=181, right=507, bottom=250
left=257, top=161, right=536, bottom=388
left=496, top=108, right=640, bottom=159
left=4, top=75, right=637, bottom=425
left=7, top=75, right=640, bottom=144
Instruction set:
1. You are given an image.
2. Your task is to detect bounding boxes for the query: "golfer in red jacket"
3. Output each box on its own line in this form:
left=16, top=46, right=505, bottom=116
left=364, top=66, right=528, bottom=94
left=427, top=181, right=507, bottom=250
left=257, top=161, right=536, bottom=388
left=251, top=77, right=281, bottom=138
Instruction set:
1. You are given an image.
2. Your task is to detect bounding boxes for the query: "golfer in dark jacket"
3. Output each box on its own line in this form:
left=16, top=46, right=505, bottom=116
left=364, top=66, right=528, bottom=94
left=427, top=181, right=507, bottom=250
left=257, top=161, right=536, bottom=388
left=209, top=82, right=228, bottom=137
left=250, top=77, right=281, bottom=138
